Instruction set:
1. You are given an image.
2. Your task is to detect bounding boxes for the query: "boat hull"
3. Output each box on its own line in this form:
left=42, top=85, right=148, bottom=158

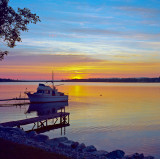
left=27, top=94, right=68, bottom=103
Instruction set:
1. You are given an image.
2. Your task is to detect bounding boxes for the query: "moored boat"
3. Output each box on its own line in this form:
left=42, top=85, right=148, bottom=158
left=26, top=83, right=68, bottom=103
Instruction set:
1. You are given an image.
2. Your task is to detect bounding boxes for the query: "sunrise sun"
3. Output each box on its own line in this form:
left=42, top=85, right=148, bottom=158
left=71, top=74, right=82, bottom=79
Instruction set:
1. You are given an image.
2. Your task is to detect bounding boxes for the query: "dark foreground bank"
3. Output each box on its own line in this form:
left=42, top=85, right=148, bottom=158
left=0, top=126, right=155, bottom=159
left=0, top=138, right=71, bottom=159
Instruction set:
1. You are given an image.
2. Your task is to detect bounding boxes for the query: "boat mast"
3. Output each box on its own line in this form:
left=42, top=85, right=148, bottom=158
left=52, top=71, right=54, bottom=89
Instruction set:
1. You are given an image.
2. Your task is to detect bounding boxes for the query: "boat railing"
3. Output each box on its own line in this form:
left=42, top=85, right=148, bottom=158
left=24, top=91, right=34, bottom=94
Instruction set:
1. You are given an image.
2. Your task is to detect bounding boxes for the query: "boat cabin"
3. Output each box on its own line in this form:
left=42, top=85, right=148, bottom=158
left=35, top=83, right=64, bottom=96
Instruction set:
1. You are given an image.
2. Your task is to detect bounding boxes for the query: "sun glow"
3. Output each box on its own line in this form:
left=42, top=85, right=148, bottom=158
left=71, top=74, right=82, bottom=79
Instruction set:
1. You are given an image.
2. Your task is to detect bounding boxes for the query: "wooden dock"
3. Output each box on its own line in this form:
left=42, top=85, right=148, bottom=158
left=0, top=112, right=70, bottom=130
left=0, top=98, right=29, bottom=101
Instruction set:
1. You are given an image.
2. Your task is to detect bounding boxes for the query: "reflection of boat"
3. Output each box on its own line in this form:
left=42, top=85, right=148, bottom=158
left=26, top=83, right=68, bottom=103
left=27, top=101, right=68, bottom=116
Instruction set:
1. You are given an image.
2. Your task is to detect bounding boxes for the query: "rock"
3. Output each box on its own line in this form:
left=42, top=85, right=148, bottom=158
left=52, top=137, right=68, bottom=143
left=77, top=143, right=86, bottom=152
left=1, top=127, right=15, bottom=132
left=131, top=153, right=144, bottom=159
left=144, top=156, right=154, bottom=159
left=84, top=145, right=97, bottom=152
left=106, top=150, right=125, bottom=159
left=46, top=139, right=59, bottom=147
left=33, top=134, right=49, bottom=141
left=59, top=142, right=71, bottom=149
left=92, top=150, right=108, bottom=157
left=133, top=153, right=144, bottom=159
left=46, top=137, right=68, bottom=148
left=82, top=152, right=96, bottom=159
left=71, top=142, right=79, bottom=149
left=14, top=128, right=26, bottom=134
left=2, top=127, right=25, bottom=135
left=58, top=140, right=75, bottom=149
left=26, top=131, right=37, bottom=138
left=124, top=153, right=145, bottom=159
left=0, top=126, right=7, bottom=132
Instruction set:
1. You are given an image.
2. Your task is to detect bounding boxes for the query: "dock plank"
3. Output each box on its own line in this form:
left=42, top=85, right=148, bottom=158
left=0, top=112, right=70, bottom=127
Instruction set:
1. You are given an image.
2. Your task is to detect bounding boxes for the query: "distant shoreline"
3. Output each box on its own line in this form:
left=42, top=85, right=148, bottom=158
left=0, top=77, right=160, bottom=83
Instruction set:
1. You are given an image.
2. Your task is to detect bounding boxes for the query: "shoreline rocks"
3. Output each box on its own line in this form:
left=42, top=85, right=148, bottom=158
left=0, top=126, right=155, bottom=159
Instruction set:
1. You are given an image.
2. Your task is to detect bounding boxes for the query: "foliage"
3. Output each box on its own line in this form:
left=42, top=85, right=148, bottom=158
left=0, top=0, right=40, bottom=60
left=0, top=50, right=8, bottom=60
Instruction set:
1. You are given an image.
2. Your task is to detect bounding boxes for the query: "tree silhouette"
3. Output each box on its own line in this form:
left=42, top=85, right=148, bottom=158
left=0, top=0, right=40, bottom=60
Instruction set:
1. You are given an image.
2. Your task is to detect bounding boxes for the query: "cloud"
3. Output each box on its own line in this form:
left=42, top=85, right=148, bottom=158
left=4, top=36, right=159, bottom=65
left=70, top=28, right=121, bottom=36
left=1, top=54, right=103, bottom=66
left=68, top=27, right=160, bottom=42
left=116, top=6, right=160, bottom=18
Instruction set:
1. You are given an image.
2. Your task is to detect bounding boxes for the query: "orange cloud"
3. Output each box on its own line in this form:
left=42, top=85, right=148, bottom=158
left=1, top=55, right=160, bottom=80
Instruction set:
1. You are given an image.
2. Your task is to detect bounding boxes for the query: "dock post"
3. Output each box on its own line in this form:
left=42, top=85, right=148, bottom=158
left=37, top=121, right=39, bottom=128
left=68, top=114, right=69, bottom=124
left=60, top=108, right=62, bottom=124
left=46, top=120, right=48, bottom=126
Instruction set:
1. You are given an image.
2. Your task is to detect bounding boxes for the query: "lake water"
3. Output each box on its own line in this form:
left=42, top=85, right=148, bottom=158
left=0, top=82, right=160, bottom=158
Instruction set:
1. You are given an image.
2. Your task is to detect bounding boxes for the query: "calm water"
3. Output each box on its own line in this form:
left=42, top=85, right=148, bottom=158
left=0, top=82, right=160, bottom=158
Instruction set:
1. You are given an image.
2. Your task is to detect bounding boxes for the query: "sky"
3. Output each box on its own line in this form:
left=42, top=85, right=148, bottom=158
left=0, top=0, right=160, bottom=80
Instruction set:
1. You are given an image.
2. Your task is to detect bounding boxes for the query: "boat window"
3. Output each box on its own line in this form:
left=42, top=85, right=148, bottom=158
left=44, top=90, right=50, bottom=94
left=39, top=84, right=45, bottom=87
left=52, top=90, right=55, bottom=96
left=37, top=90, right=44, bottom=93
